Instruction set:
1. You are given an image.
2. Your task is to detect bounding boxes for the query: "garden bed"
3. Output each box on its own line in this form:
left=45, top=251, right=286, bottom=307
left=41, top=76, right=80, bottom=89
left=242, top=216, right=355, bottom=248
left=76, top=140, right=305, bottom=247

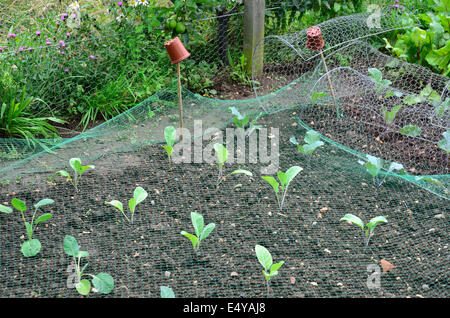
left=0, top=110, right=448, bottom=298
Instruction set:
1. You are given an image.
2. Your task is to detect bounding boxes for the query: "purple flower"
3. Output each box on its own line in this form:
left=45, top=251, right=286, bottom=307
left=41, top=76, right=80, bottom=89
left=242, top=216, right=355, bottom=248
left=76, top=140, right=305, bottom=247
left=35, top=30, right=42, bottom=36
left=395, top=0, right=399, bottom=3
left=59, top=40, right=66, bottom=48
left=61, top=13, right=68, bottom=21
left=52, top=56, right=57, bottom=60
left=60, top=51, right=66, bottom=55
left=64, top=68, right=69, bottom=73
left=89, top=55, right=95, bottom=60
left=46, top=40, right=52, bottom=45
left=18, top=47, right=25, bottom=52
left=394, top=4, right=399, bottom=8
left=0, top=47, right=3, bottom=52
left=66, top=33, right=71, bottom=38
left=28, top=47, right=33, bottom=52
left=118, top=1, right=123, bottom=6
left=8, top=33, right=17, bottom=38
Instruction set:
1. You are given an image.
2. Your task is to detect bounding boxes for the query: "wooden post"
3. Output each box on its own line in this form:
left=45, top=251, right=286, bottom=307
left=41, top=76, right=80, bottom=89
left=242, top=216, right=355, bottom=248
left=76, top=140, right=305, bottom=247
left=177, top=63, right=184, bottom=141
left=243, top=0, right=265, bottom=76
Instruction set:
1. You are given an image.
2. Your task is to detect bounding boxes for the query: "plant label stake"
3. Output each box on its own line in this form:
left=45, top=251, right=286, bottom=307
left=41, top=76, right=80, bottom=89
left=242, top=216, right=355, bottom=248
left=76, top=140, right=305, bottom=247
left=164, top=37, right=191, bottom=140
left=306, top=26, right=339, bottom=116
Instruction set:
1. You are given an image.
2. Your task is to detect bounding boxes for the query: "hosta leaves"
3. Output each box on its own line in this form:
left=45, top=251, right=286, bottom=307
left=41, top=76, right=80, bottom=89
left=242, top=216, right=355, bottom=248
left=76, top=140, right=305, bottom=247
left=76, top=279, right=91, bottom=296
left=21, top=239, right=41, bottom=257
left=340, top=214, right=364, bottom=231
left=160, top=286, right=175, bottom=298
left=92, top=273, right=114, bottom=294
left=0, top=204, right=13, bottom=214
left=399, top=125, right=421, bottom=137
left=255, top=244, right=273, bottom=272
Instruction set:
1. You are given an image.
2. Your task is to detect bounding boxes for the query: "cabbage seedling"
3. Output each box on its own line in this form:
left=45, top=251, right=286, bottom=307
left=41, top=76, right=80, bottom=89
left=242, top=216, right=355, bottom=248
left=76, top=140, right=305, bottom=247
left=262, top=166, right=303, bottom=211
left=63, top=235, right=114, bottom=296
left=162, top=126, right=177, bottom=164
left=255, top=244, right=284, bottom=297
left=290, top=130, right=324, bottom=165
left=340, top=214, right=388, bottom=248
left=214, top=143, right=228, bottom=186
left=105, top=186, right=148, bottom=223
left=181, top=212, right=215, bottom=250
left=438, top=130, right=450, bottom=153
left=228, top=107, right=262, bottom=136
left=0, top=198, right=53, bottom=257
left=358, top=155, right=405, bottom=187
left=56, top=158, right=95, bottom=191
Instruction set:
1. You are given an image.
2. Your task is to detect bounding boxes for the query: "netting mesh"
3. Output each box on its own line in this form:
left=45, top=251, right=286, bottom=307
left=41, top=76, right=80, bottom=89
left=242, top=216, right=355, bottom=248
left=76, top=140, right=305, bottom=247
left=0, top=7, right=449, bottom=298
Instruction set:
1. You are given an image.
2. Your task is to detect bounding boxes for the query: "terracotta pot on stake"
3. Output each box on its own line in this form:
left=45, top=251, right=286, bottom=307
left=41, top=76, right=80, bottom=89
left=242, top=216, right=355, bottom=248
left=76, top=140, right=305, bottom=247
left=164, top=37, right=191, bottom=140
left=306, top=26, right=338, bottom=115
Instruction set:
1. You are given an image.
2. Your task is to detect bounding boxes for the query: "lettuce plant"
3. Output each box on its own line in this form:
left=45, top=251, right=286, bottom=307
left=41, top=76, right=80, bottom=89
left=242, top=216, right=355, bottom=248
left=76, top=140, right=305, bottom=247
left=262, top=166, right=303, bottom=211
left=358, top=155, right=405, bottom=187
left=181, top=212, right=215, bottom=250
left=56, top=158, right=95, bottom=191
left=340, top=214, right=388, bottom=249
left=290, top=130, right=324, bottom=165
left=255, top=244, right=284, bottom=297
left=0, top=198, right=53, bottom=257
left=63, top=235, right=114, bottom=296
left=105, top=186, right=148, bottom=223
left=162, top=126, right=177, bottom=164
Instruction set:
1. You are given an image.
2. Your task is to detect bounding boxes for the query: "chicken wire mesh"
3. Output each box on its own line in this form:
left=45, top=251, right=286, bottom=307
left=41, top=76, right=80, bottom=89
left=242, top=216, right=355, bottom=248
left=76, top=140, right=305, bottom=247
left=0, top=7, right=449, bottom=298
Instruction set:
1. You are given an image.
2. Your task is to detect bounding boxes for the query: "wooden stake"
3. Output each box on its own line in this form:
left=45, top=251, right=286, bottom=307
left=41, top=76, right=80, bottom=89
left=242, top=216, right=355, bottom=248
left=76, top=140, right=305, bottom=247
left=177, top=62, right=184, bottom=141
left=319, top=50, right=338, bottom=115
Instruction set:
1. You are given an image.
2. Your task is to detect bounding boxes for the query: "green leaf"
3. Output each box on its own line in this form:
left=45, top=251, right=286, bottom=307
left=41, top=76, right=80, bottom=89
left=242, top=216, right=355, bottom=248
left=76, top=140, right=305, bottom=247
left=270, top=261, right=284, bottom=273
left=25, top=222, right=33, bottom=238
left=368, top=68, right=383, bottom=83
left=76, top=279, right=91, bottom=296
left=340, top=214, right=365, bottom=231
left=191, top=212, right=204, bottom=238
left=289, top=136, right=299, bottom=145
left=21, top=239, right=41, bottom=257
left=388, top=162, right=405, bottom=174
left=304, top=130, right=321, bottom=144
left=438, top=131, right=450, bottom=153
left=0, top=204, right=13, bottom=214
left=399, top=125, right=421, bottom=137
left=366, top=216, right=388, bottom=233
left=11, top=198, right=26, bottom=212
left=56, top=170, right=71, bottom=179
left=80, top=165, right=95, bottom=174
left=200, top=223, right=215, bottom=241
left=277, top=172, right=287, bottom=188
left=181, top=231, right=198, bottom=248
left=133, top=187, right=148, bottom=205
left=162, top=145, right=173, bottom=157
left=231, top=169, right=253, bottom=176
left=35, top=213, right=52, bottom=225
left=261, top=176, right=280, bottom=194
left=213, top=143, right=228, bottom=167
left=92, top=273, right=114, bottom=294
left=128, top=198, right=137, bottom=214
left=77, top=250, right=90, bottom=258
left=160, top=286, right=175, bottom=298
left=63, top=235, right=80, bottom=256
left=426, top=40, right=450, bottom=74
left=302, top=141, right=324, bottom=154
left=69, top=158, right=82, bottom=173
left=285, top=166, right=303, bottom=184
left=34, top=198, right=54, bottom=210
left=255, top=244, right=273, bottom=272
left=403, top=94, right=423, bottom=105
left=164, top=126, right=177, bottom=147
left=105, top=200, right=124, bottom=214
left=311, top=91, right=328, bottom=103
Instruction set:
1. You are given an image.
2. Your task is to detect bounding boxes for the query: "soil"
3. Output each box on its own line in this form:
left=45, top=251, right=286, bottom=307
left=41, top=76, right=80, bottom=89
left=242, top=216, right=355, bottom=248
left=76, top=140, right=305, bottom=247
left=0, top=109, right=448, bottom=298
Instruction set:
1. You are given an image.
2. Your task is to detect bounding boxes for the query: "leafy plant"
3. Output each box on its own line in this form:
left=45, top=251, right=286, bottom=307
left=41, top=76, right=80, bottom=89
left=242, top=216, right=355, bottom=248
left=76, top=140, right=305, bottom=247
left=358, top=155, right=405, bottom=187
left=311, top=91, right=329, bottom=104
left=261, top=166, right=303, bottom=211
left=438, top=130, right=450, bottom=153
left=399, top=125, right=421, bottom=137
left=290, top=130, right=324, bottom=164
left=368, top=68, right=392, bottom=93
left=181, top=212, right=216, bottom=250
left=105, top=187, right=148, bottom=224
left=56, top=158, right=95, bottom=191
left=0, top=198, right=53, bottom=257
left=227, top=51, right=252, bottom=86
left=160, top=286, right=175, bottom=298
left=162, top=126, right=177, bottom=164
left=340, top=214, right=388, bottom=248
left=228, top=107, right=262, bottom=136
left=63, top=235, right=114, bottom=296
left=255, top=244, right=284, bottom=297
left=214, top=143, right=228, bottom=186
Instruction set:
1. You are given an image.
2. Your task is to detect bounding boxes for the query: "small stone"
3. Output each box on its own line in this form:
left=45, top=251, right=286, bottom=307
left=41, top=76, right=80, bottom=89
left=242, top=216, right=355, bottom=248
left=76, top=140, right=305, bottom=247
left=290, top=277, right=295, bottom=284
left=310, top=282, right=318, bottom=286
left=164, top=271, right=171, bottom=278
left=230, top=272, right=238, bottom=277
left=434, top=214, right=445, bottom=219
left=324, top=248, right=331, bottom=254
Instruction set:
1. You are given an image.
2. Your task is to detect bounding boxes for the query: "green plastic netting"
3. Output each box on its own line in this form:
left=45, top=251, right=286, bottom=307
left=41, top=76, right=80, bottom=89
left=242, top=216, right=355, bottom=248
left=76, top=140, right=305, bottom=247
left=0, top=7, right=448, bottom=298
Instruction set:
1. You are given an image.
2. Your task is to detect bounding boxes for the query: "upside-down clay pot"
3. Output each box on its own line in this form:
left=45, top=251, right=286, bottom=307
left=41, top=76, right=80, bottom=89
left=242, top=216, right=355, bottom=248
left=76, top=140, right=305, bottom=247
left=164, top=37, right=190, bottom=64
left=306, top=26, right=325, bottom=51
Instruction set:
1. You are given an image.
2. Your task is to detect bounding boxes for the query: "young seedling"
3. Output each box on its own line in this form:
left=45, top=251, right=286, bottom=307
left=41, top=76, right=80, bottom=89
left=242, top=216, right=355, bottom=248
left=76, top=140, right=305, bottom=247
left=358, top=155, right=405, bottom=187
left=0, top=198, right=54, bottom=257
left=438, top=130, right=450, bottom=153
left=181, top=212, right=215, bottom=250
left=380, top=105, right=402, bottom=136
left=105, top=186, right=148, bottom=224
left=213, top=143, right=253, bottom=187
left=339, top=214, right=388, bottom=249
left=162, top=126, right=177, bottom=165
left=228, top=107, right=262, bottom=136
left=368, top=68, right=392, bottom=94
left=262, top=166, right=303, bottom=211
left=56, top=158, right=95, bottom=191
left=63, top=235, right=114, bottom=296
left=290, top=130, right=324, bottom=165
left=398, top=125, right=421, bottom=137
left=255, top=244, right=284, bottom=297
left=160, top=286, right=175, bottom=298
